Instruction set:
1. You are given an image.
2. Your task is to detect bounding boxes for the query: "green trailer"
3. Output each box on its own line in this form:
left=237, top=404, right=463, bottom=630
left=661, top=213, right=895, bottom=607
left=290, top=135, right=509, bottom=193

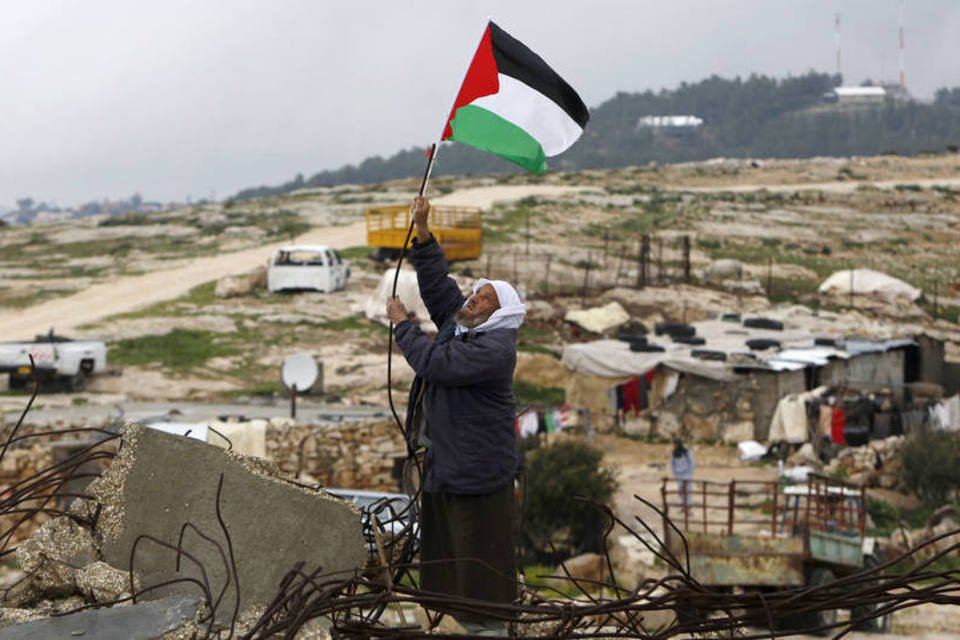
left=661, top=473, right=891, bottom=633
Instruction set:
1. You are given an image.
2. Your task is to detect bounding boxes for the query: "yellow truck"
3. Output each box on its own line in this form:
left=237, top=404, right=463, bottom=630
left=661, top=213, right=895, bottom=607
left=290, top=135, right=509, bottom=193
left=365, top=204, right=482, bottom=261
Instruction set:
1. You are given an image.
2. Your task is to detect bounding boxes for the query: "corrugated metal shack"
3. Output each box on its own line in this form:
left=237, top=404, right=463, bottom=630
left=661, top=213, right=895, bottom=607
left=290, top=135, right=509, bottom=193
left=561, top=315, right=944, bottom=441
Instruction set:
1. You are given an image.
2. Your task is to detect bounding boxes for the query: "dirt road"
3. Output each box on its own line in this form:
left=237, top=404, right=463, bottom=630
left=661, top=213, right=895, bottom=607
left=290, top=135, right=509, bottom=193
left=1, top=222, right=367, bottom=340
left=0, top=184, right=594, bottom=341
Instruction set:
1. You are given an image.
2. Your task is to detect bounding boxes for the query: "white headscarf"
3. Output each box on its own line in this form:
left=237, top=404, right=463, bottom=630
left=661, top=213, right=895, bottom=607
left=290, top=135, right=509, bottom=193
left=455, top=278, right=526, bottom=336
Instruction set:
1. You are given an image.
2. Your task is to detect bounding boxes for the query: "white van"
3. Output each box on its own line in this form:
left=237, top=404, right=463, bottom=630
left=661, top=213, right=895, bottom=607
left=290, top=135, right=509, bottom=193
left=267, top=245, right=350, bottom=293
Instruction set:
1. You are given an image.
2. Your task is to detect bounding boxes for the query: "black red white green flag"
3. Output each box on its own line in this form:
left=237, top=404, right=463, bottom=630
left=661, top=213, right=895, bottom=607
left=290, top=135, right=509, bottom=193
left=441, top=21, right=589, bottom=174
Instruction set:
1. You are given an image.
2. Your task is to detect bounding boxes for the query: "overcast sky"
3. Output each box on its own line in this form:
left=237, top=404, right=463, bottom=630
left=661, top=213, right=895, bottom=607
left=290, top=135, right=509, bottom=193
left=2, top=1, right=959, bottom=208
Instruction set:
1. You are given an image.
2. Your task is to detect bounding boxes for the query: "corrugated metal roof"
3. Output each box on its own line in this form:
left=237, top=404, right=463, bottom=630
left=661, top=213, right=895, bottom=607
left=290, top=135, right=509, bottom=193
left=562, top=317, right=916, bottom=379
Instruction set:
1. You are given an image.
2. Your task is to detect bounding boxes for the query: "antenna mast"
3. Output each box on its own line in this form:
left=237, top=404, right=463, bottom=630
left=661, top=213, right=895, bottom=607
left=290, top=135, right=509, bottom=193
left=835, top=12, right=842, bottom=81
left=898, top=0, right=905, bottom=92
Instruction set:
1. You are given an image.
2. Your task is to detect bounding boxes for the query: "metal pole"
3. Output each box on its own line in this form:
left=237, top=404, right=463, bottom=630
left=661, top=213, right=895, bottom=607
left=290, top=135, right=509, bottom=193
left=849, top=266, right=855, bottom=309
left=525, top=209, right=530, bottom=255
left=543, top=254, right=552, bottom=295
left=615, top=243, right=625, bottom=284
left=728, top=481, right=736, bottom=536
left=390, top=144, right=437, bottom=298
left=636, top=238, right=643, bottom=289
left=290, top=384, right=298, bottom=420
left=682, top=235, right=691, bottom=283
left=657, top=236, right=664, bottom=285
left=767, top=256, right=774, bottom=298
left=933, top=271, right=939, bottom=319
left=581, top=251, right=591, bottom=306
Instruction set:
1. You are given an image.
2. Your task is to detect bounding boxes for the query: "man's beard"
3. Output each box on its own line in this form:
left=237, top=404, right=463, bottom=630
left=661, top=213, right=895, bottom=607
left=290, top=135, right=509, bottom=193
left=455, top=307, right=494, bottom=329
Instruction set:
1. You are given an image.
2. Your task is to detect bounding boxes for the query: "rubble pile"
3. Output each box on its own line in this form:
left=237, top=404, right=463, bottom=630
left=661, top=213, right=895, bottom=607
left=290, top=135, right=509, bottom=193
left=822, top=436, right=905, bottom=490
left=0, top=445, right=55, bottom=545
left=266, top=418, right=405, bottom=490
left=0, top=424, right=368, bottom=638
left=886, top=505, right=960, bottom=563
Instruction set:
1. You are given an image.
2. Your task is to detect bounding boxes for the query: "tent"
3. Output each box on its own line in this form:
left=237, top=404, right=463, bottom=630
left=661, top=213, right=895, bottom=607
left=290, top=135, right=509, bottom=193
left=818, top=269, right=921, bottom=301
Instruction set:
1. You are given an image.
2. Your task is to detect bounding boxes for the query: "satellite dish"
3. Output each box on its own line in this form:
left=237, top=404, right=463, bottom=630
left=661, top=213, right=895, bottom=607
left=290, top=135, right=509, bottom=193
left=281, top=354, right=318, bottom=393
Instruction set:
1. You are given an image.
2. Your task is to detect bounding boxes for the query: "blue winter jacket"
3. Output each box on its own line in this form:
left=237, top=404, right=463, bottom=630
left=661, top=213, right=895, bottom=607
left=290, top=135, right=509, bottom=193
left=393, top=236, right=518, bottom=495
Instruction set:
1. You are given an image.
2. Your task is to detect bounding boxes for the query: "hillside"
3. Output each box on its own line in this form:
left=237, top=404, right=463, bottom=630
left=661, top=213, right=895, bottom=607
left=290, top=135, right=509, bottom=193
left=233, top=73, right=960, bottom=201
left=2, top=152, right=959, bottom=408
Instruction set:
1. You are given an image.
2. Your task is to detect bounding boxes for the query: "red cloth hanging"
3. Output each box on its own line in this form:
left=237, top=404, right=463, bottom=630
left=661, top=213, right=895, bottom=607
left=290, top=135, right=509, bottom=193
left=623, top=376, right=641, bottom=415
left=831, top=406, right=847, bottom=445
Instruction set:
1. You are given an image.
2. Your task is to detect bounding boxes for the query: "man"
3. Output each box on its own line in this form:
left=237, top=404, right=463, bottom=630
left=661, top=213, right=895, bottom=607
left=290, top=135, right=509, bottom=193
left=386, top=196, right=525, bottom=634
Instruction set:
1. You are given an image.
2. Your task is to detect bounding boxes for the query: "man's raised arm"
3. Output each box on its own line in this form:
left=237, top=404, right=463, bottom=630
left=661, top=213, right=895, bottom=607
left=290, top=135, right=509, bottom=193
left=413, top=196, right=431, bottom=244
left=409, top=197, right=464, bottom=328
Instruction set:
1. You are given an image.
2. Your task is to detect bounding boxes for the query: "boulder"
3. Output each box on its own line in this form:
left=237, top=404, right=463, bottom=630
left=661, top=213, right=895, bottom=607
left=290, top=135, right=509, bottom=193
left=564, top=302, right=630, bottom=335
left=214, top=265, right=267, bottom=298
left=524, top=299, right=559, bottom=322
left=703, top=259, right=743, bottom=283
left=607, top=533, right=657, bottom=589
left=551, top=552, right=609, bottom=588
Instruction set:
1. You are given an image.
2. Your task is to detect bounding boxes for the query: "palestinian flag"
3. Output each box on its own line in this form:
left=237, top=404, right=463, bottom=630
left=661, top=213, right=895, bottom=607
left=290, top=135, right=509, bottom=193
left=442, top=21, right=589, bottom=174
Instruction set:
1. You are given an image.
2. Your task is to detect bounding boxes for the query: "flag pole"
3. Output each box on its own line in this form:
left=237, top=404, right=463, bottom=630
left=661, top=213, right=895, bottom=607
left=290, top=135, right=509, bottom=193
left=389, top=143, right=438, bottom=300
left=386, top=143, right=436, bottom=446
left=386, top=18, right=491, bottom=446
left=388, top=16, right=490, bottom=298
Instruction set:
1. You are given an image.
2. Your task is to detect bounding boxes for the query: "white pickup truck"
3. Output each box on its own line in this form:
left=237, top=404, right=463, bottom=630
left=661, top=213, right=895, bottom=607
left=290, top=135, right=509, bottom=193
left=0, top=331, right=107, bottom=391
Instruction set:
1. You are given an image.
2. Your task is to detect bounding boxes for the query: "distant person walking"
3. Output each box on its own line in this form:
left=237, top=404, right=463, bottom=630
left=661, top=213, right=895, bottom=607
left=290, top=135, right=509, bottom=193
left=671, top=437, right=695, bottom=509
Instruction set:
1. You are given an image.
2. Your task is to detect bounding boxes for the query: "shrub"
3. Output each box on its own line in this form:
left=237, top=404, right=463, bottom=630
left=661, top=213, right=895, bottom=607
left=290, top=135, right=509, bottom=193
left=900, top=427, right=960, bottom=505
left=521, top=440, right=618, bottom=564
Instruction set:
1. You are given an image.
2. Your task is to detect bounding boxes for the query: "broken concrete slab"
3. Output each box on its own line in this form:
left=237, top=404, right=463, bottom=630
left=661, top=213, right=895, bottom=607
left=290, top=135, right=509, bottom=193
left=0, top=594, right=202, bottom=640
left=87, top=425, right=367, bottom=621
left=76, top=561, right=138, bottom=604
left=10, top=516, right=98, bottom=604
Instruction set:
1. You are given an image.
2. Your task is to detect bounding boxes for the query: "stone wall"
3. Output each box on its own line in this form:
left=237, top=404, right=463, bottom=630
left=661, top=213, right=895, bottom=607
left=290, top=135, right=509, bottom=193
left=654, top=369, right=805, bottom=443
left=266, top=418, right=407, bottom=491
left=823, top=436, right=905, bottom=490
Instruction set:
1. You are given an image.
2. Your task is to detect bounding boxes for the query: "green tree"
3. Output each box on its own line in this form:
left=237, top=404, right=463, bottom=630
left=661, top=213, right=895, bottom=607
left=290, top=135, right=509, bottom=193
left=900, top=426, right=960, bottom=505
left=522, top=440, right=618, bottom=564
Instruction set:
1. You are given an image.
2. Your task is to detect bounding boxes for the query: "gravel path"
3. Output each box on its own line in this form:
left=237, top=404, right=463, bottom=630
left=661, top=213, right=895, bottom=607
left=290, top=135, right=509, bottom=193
left=1, top=221, right=366, bottom=340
